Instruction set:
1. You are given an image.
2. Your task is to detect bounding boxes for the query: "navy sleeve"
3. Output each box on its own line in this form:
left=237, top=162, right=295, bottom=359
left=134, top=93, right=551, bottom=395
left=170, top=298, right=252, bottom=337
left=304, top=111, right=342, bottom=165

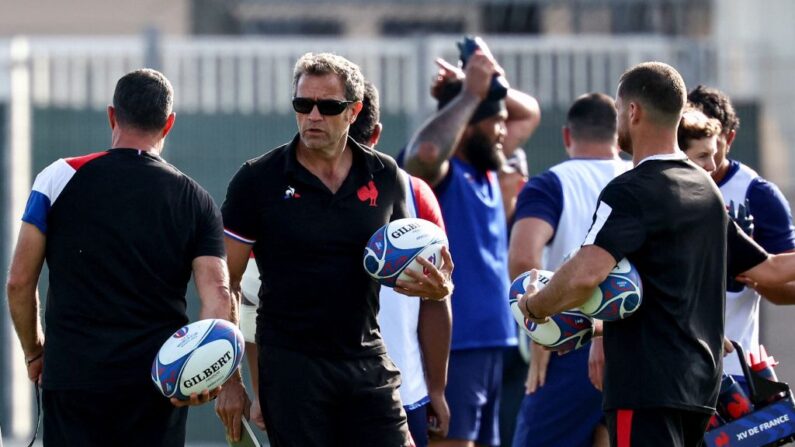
left=747, top=178, right=795, bottom=254
left=582, top=183, right=646, bottom=263
left=514, top=171, right=563, bottom=231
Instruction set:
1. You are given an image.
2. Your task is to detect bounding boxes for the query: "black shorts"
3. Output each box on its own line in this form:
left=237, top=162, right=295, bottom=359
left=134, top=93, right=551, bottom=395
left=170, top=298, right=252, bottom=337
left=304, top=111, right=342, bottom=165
left=605, top=407, right=711, bottom=447
left=258, top=345, right=410, bottom=447
left=43, top=382, right=187, bottom=447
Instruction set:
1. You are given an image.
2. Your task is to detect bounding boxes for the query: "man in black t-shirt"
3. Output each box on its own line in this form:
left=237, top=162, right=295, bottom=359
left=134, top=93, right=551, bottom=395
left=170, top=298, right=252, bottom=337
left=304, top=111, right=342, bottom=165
left=221, top=53, right=412, bottom=446
left=6, top=69, right=238, bottom=446
left=516, top=62, right=730, bottom=446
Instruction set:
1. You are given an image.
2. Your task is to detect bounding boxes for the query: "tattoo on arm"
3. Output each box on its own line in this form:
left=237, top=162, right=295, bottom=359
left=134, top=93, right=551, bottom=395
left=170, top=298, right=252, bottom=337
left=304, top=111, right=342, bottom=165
left=404, top=91, right=481, bottom=182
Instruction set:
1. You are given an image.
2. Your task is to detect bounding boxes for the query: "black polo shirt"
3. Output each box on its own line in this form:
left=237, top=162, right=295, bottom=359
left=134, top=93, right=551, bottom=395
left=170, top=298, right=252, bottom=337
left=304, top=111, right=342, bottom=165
left=583, top=155, right=728, bottom=414
left=25, top=148, right=225, bottom=390
left=222, top=135, right=408, bottom=358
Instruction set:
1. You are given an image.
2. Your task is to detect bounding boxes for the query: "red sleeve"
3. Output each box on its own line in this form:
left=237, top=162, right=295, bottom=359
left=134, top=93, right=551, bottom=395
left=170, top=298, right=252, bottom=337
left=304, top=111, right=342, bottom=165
left=411, top=175, right=446, bottom=232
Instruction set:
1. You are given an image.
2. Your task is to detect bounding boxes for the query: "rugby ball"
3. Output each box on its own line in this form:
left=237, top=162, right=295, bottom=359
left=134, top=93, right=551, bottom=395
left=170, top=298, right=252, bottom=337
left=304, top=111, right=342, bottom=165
left=151, top=319, right=245, bottom=400
left=579, top=258, right=643, bottom=321
left=363, top=218, right=448, bottom=287
left=509, top=270, right=594, bottom=351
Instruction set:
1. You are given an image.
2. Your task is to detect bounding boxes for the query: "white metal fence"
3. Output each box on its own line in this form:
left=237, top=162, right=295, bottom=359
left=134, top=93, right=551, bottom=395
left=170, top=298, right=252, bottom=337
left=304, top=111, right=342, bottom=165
left=1, top=34, right=717, bottom=114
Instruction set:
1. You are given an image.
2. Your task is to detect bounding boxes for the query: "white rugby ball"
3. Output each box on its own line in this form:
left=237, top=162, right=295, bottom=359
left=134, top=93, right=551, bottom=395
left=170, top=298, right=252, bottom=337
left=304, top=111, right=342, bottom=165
left=508, top=270, right=594, bottom=351
left=363, top=218, right=448, bottom=287
left=151, top=319, right=245, bottom=400
left=579, top=258, right=643, bottom=321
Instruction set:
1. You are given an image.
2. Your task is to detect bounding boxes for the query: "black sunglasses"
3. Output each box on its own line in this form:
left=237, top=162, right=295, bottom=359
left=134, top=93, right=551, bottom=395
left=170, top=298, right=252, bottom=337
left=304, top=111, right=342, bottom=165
left=292, top=97, right=354, bottom=116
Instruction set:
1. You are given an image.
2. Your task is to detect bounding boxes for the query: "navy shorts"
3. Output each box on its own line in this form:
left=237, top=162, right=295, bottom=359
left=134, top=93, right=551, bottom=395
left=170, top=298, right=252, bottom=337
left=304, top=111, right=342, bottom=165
left=258, top=345, right=410, bottom=447
left=512, top=344, right=603, bottom=447
left=405, top=402, right=429, bottom=447
left=445, top=347, right=504, bottom=446
left=42, top=382, right=187, bottom=447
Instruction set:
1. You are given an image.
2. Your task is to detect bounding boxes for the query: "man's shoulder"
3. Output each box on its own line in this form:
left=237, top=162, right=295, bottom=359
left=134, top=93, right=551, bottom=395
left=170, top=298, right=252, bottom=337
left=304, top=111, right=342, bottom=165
left=246, top=142, right=291, bottom=171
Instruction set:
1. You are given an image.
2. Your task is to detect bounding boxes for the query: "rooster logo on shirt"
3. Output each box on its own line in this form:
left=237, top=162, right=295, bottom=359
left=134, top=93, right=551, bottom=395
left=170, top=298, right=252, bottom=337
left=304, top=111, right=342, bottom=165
left=357, top=180, right=379, bottom=207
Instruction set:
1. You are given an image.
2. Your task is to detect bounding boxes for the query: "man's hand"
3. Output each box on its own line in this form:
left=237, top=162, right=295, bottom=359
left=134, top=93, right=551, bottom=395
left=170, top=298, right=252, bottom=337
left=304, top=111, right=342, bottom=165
left=588, top=337, right=605, bottom=391
left=249, top=397, right=266, bottom=431
left=215, top=375, right=250, bottom=442
left=525, top=341, right=550, bottom=394
left=723, top=337, right=735, bottom=357
left=170, top=387, right=222, bottom=408
left=431, top=58, right=465, bottom=99
left=394, top=246, right=454, bottom=301
left=516, top=270, right=549, bottom=324
left=25, top=349, right=44, bottom=384
left=461, top=51, right=501, bottom=101
left=427, top=390, right=450, bottom=440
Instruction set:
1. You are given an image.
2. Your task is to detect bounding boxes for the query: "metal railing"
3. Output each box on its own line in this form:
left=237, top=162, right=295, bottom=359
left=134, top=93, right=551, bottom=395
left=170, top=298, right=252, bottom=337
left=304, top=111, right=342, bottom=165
left=1, top=34, right=717, bottom=114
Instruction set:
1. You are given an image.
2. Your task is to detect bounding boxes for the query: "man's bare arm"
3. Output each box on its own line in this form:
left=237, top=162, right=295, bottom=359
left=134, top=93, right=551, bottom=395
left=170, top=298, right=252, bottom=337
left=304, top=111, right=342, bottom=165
left=404, top=52, right=499, bottom=186
left=519, top=245, right=616, bottom=319
left=7, top=223, right=47, bottom=381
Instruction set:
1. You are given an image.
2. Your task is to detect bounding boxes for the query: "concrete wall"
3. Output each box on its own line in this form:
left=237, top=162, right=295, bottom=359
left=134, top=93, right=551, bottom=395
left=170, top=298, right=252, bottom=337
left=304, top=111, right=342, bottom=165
left=0, top=0, right=190, bottom=36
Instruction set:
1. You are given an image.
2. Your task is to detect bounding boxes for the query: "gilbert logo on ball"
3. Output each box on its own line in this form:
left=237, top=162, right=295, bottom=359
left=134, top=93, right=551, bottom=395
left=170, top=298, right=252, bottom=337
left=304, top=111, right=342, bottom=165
left=579, top=258, right=643, bottom=321
left=151, top=319, right=245, bottom=400
left=508, top=270, right=594, bottom=351
left=363, top=218, right=448, bottom=287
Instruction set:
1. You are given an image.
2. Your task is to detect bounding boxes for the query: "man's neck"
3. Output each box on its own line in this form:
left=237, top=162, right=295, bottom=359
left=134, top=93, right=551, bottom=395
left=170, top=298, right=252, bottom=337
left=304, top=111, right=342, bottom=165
left=296, top=139, right=353, bottom=193
left=630, top=127, right=679, bottom=166
left=569, top=142, right=619, bottom=160
left=711, top=161, right=731, bottom=184
left=111, top=133, right=162, bottom=156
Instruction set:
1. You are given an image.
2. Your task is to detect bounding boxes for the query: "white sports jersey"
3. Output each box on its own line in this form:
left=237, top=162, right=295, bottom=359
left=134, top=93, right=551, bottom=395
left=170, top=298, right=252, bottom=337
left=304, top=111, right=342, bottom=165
left=720, top=163, right=761, bottom=376
left=378, top=172, right=428, bottom=408
left=545, top=159, right=632, bottom=270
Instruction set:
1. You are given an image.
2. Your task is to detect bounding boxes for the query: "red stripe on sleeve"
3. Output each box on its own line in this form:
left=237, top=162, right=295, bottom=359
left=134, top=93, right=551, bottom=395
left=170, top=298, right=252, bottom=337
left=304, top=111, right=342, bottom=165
left=65, top=151, right=109, bottom=170
left=617, top=409, right=634, bottom=447
left=410, top=175, right=446, bottom=232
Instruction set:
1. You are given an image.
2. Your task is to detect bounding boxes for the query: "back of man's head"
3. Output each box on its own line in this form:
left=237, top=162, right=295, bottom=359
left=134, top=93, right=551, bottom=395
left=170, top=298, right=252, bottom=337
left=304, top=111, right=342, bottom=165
left=687, top=85, right=739, bottom=134
left=113, top=69, right=174, bottom=133
left=349, top=81, right=380, bottom=145
left=567, top=93, right=617, bottom=143
left=618, top=62, right=687, bottom=127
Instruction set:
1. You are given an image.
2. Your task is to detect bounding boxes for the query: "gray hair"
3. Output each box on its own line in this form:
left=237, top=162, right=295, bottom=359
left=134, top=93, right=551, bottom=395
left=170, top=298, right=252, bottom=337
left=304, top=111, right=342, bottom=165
left=292, top=52, right=365, bottom=101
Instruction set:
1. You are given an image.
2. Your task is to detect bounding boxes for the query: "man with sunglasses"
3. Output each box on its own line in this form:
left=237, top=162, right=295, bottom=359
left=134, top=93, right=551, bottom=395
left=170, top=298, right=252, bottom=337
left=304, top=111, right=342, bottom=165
left=221, top=53, right=418, bottom=446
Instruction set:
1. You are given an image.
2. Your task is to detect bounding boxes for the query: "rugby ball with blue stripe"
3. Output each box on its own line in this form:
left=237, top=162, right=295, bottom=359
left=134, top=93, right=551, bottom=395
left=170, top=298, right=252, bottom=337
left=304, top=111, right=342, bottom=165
left=579, top=258, right=643, bottom=321
left=509, top=270, right=594, bottom=351
left=151, top=319, right=245, bottom=400
left=363, top=218, right=448, bottom=287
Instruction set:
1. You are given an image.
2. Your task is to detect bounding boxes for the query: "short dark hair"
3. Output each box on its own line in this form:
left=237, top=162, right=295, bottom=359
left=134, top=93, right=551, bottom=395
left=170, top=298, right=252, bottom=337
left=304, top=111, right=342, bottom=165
left=349, top=81, right=380, bottom=145
left=436, top=80, right=506, bottom=125
left=566, top=93, right=617, bottom=142
left=617, top=62, right=687, bottom=126
left=112, top=69, right=174, bottom=132
left=687, top=85, right=740, bottom=134
left=678, top=108, right=722, bottom=150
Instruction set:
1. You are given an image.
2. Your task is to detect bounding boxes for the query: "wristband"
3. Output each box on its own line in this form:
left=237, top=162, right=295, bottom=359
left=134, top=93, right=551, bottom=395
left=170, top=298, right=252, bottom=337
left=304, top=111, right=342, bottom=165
left=25, top=351, right=43, bottom=366
left=524, top=300, right=542, bottom=320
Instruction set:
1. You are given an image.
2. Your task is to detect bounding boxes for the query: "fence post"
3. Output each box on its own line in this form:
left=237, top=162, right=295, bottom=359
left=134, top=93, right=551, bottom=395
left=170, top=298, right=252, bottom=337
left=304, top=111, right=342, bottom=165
left=3, top=36, right=33, bottom=440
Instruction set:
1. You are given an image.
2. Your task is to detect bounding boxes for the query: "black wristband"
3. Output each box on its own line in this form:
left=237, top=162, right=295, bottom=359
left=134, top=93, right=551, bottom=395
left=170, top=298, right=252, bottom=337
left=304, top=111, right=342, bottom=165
left=25, top=351, right=43, bottom=366
left=524, top=299, right=542, bottom=320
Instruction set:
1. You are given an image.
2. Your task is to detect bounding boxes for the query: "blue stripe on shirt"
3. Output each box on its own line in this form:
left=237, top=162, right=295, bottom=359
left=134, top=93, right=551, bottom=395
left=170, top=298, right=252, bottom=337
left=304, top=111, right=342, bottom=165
left=21, top=190, right=51, bottom=234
